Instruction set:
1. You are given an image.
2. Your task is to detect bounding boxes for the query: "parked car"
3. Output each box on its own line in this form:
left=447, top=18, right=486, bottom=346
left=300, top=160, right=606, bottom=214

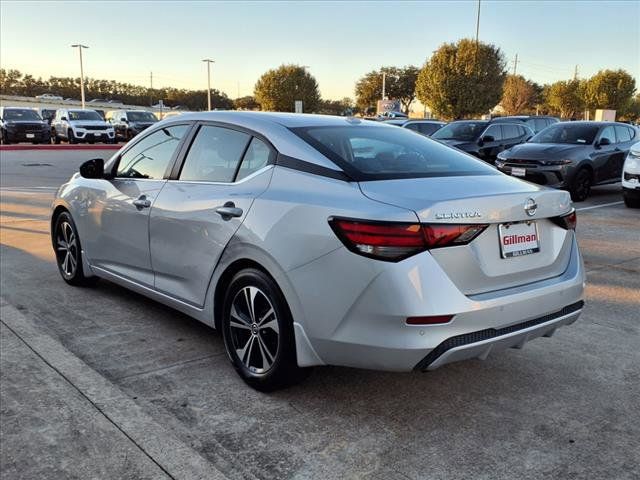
left=50, top=109, right=115, bottom=144
left=431, top=120, right=533, bottom=163
left=106, top=110, right=158, bottom=141
left=94, top=109, right=106, bottom=120
left=622, top=141, right=640, bottom=208
left=51, top=112, right=584, bottom=391
left=36, top=108, right=57, bottom=125
left=0, top=107, right=50, bottom=144
left=491, top=115, right=559, bottom=134
left=378, top=111, right=408, bottom=119
left=496, top=121, right=638, bottom=201
left=385, top=119, right=446, bottom=137
left=35, top=93, right=63, bottom=101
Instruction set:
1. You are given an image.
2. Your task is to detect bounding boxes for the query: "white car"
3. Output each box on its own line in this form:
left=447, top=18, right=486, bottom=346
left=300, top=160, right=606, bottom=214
left=35, top=93, right=63, bottom=101
left=622, top=141, right=640, bottom=208
left=51, top=109, right=115, bottom=144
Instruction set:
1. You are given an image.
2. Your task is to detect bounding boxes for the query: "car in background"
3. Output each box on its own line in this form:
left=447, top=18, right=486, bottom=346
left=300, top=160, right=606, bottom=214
left=431, top=120, right=533, bottom=163
left=378, top=111, right=408, bottom=119
left=36, top=108, right=57, bottom=125
left=622, top=141, right=640, bottom=208
left=50, top=111, right=584, bottom=391
left=106, top=110, right=158, bottom=141
left=94, top=109, right=106, bottom=120
left=491, top=115, right=559, bottom=134
left=495, top=122, right=638, bottom=201
left=35, top=93, right=63, bottom=101
left=50, top=109, right=115, bottom=144
left=384, top=119, right=446, bottom=137
left=0, top=107, right=50, bottom=144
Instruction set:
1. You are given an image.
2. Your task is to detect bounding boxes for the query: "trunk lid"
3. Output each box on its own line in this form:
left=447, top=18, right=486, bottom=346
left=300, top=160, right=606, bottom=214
left=359, top=175, right=575, bottom=295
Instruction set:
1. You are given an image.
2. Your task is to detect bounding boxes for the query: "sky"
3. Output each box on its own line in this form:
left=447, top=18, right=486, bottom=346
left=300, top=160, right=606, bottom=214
left=1, top=0, right=639, bottom=101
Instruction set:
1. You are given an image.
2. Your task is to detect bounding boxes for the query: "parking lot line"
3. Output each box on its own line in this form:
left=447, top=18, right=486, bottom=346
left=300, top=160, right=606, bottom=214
left=576, top=201, right=624, bottom=211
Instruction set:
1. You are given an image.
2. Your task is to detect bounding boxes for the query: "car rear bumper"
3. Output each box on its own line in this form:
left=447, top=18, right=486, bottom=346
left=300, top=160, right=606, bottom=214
left=290, top=232, right=585, bottom=371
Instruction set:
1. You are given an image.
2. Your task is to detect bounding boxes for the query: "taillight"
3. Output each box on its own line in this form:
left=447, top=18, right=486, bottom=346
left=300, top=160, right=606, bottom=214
left=550, top=210, right=577, bottom=230
left=329, top=218, right=488, bottom=262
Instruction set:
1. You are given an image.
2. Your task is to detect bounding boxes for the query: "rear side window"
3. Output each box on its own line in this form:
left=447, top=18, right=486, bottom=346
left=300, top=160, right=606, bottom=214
left=116, top=125, right=189, bottom=179
left=533, top=118, right=547, bottom=133
left=418, top=123, right=442, bottom=135
left=501, top=124, right=520, bottom=140
left=404, top=123, right=420, bottom=132
left=179, top=125, right=250, bottom=182
left=615, top=125, right=632, bottom=143
left=236, top=137, right=274, bottom=181
left=291, top=125, right=499, bottom=180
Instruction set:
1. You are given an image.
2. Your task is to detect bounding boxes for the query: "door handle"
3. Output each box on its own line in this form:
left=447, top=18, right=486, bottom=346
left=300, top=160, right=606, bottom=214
left=215, top=201, right=243, bottom=219
left=132, top=195, right=151, bottom=209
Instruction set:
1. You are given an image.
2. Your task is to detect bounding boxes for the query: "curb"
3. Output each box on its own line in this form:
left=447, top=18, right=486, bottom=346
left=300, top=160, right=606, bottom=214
left=0, top=299, right=232, bottom=480
left=0, top=144, right=122, bottom=151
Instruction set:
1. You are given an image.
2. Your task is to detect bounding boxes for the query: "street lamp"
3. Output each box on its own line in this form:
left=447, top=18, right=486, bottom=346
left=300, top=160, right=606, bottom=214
left=202, top=59, right=215, bottom=110
left=71, top=44, right=89, bottom=109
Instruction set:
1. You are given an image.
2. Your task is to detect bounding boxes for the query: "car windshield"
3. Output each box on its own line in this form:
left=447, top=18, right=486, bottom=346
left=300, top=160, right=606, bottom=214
left=127, top=111, right=157, bottom=122
left=529, top=124, right=599, bottom=144
left=291, top=125, right=499, bottom=180
left=431, top=121, right=487, bottom=141
left=3, top=109, right=42, bottom=121
left=68, top=110, right=102, bottom=121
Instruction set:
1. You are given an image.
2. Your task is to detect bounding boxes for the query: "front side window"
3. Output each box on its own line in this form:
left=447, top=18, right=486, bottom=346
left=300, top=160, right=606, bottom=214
left=501, top=124, right=520, bottom=140
left=179, top=125, right=250, bottom=182
left=291, top=125, right=499, bottom=180
left=600, top=126, right=616, bottom=144
left=483, top=125, right=503, bottom=141
left=530, top=124, right=600, bottom=145
left=116, top=125, right=188, bottom=179
left=418, top=123, right=442, bottom=135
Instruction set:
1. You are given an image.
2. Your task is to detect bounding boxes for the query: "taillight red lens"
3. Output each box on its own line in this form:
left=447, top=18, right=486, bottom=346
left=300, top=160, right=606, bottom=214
left=551, top=210, right=577, bottom=230
left=329, top=218, right=488, bottom=261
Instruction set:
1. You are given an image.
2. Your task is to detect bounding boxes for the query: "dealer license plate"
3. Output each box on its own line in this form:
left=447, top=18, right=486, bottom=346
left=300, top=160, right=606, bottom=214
left=26, top=133, right=35, bottom=139
left=511, top=167, right=526, bottom=177
left=498, top=221, right=539, bottom=258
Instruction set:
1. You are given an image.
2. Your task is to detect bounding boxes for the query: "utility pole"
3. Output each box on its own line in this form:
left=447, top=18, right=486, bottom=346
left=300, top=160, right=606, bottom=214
left=71, top=44, right=88, bottom=109
left=202, top=59, right=214, bottom=110
left=149, top=71, right=153, bottom=107
left=382, top=72, right=386, bottom=100
left=475, top=0, right=481, bottom=50
left=573, top=65, right=579, bottom=80
left=513, top=53, right=518, bottom=76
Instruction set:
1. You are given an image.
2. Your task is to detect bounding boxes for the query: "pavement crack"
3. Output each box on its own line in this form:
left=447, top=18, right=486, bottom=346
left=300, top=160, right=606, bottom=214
left=113, top=353, right=221, bottom=382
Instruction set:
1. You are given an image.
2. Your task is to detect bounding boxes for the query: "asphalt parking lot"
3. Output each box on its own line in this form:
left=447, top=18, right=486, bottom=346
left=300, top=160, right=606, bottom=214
left=1, top=148, right=639, bottom=480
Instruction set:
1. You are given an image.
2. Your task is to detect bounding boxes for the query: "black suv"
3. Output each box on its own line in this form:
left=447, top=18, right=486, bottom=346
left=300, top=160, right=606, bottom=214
left=106, top=110, right=158, bottom=141
left=491, top=115, right=559, bottom=134
left=496, top=121, right=638, bottom=201
left=0, top=107, right=50, bottom=144
left=431, top=119, right=533, bottom=163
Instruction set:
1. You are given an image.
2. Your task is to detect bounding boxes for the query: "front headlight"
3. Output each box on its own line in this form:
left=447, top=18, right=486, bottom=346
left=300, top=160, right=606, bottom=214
left=542, top=159, right=573, bottom=166
left=496, top=151, right=509, bottom=161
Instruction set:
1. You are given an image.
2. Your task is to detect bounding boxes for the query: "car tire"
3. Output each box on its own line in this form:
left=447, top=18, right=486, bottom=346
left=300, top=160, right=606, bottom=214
left=53, top=129, right=61, bottom=144
left=221, top=268, right=311, bottom=391
left=68, top=129, right=78, bottom=144
left=623, top=194, right=640, bottom=208
left=570, top=168, right=592, bottom=202
left=1, top=131, right=10, bottom=145
left=52, top=211, right=98, bottom=287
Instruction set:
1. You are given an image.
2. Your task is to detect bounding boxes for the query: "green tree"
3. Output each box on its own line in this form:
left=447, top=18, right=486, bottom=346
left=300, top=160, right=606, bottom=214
left=545, top=79, right=585, bottom=119
left=582, top=69, right=636, bottom=112
left=234, top=95, right=260, bottom=110
left=500, top=75, right=539, bottom=115
left=254, top=64, right=320, bottom=112
left=620, top=93, right=640, bottom=122
left=355, top=66, right=419, bottom=114
left=318, top=97, right=354, bottom=115
left=415, top=38, right=506, bottom=120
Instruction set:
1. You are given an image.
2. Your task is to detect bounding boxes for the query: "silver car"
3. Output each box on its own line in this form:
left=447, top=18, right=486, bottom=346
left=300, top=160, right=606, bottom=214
left=51, top=112, right=585, bottom=391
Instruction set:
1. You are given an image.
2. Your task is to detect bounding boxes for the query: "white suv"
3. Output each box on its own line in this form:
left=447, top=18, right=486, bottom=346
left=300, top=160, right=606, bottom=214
left=51, top=109, right=115, bottom=144
left=622, top=141, right=640, bottom=208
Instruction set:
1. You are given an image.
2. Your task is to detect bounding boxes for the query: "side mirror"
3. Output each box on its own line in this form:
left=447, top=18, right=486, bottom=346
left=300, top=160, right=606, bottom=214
left=120, top=118, right=127, bottom=122
left=61, top=116, right=68, bottom=121
left=79, top=158, right=104, bottom=179
left=480, top=135, right=495, bottom=145
left=598, top=137, right=611, bottom=146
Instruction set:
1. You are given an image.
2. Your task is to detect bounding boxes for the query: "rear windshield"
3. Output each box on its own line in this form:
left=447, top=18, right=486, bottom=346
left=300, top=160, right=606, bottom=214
left=290, top=125, right=499, bottom=180
left=431, top=121, right=488, bottom=141
left=68, top=110, right=102, bottom=121
left=530, top=123, right=599, bottom=145
left=3, top=109, right=42, bottom=121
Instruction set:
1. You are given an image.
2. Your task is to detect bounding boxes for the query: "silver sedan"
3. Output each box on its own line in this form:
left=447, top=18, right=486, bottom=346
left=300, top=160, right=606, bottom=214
left=51, top=112, right=585, bottom=391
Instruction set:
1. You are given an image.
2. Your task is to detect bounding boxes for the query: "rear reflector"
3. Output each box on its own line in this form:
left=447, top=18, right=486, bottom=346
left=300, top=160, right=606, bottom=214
left=329, top=218, right=488, bottom=261
left=550, top=210, right=577, bottom=230
left=406, top=315, right=453, bottom=325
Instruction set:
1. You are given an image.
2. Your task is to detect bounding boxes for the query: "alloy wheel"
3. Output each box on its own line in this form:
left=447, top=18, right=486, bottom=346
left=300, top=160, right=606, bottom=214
left=55, top=221, right=78, bottom=278
left=229, top=286, right=280, bottom=374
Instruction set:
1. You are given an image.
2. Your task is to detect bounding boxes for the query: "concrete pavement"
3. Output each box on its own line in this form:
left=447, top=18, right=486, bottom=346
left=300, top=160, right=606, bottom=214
left=1, top=149, right=639, bottom=479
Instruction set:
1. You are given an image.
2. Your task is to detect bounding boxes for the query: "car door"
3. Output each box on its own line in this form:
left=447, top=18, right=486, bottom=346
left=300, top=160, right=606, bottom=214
left=149, top=123, right=275, bottom=306
left=592, top=126, right=618, bottom=182
left=613, top=125, right=634, bottom=178
left=83, top=124, right=190, bottom=286
left=477, top=124, right=504, bottom=161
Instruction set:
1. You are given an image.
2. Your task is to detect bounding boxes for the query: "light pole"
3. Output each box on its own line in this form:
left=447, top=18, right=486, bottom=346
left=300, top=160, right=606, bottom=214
left=71, top=44, right=89, bottom=108
left=202, top=59, right=214, bottom=110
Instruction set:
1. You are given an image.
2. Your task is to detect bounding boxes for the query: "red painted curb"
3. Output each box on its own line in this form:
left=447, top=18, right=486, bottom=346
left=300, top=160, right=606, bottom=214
left=0, top=144, right=122, bottom=151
